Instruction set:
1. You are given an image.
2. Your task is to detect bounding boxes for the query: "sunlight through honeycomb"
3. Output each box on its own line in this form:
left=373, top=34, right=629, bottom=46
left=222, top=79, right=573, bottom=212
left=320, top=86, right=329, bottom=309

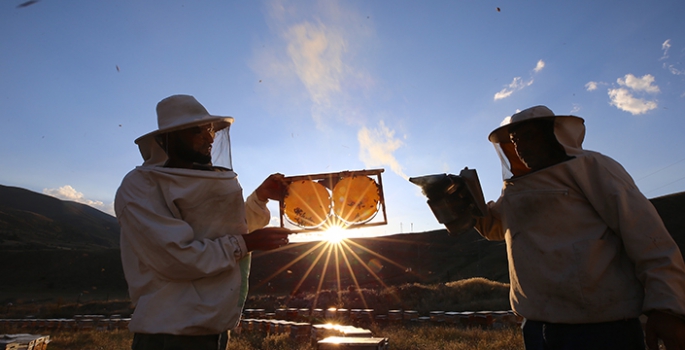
left=332, top=175, right=381, bottom=224
left=283, top=179, right=331, bottom=228
left=279, top=169, right=387, bottom=233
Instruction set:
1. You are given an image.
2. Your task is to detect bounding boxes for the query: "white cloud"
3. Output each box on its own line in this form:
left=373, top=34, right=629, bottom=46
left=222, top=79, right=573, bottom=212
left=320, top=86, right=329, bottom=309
left=43, top=185, right=114, bottom=215
left=607, top=88, right=657, bottom=115
left=617, top=74, right=660, bottom=93
left=493, top=60, right=544, bottom=101
left=257, top=1, right=409, bottom=178
left=586, top=81, right=610, bottom=91
left=358, top=121, right=407, bottom=180
left=253, top=0, right=375, bottom=129
left=44, top=185, right=99, bottom=204
left=494, top=77, right=534, bottom=101
left=661, top=39, right=671, bottom=60
left=605, top=74, right=659, bottom=115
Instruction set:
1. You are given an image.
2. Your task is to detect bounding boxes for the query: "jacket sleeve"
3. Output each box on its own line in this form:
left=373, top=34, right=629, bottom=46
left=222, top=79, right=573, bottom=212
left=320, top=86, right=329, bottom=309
left=117, top=188, right=249, bottom=282
left=474, top=198, right=507, bottom=241
left=577, top=154, right=685, bottom=317
left=245, top=191, right=271, bottom=233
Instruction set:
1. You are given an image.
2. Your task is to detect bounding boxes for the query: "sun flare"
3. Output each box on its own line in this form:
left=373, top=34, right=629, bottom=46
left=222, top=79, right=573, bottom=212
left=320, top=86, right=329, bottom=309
left=323, top=225, right=347, bottom=244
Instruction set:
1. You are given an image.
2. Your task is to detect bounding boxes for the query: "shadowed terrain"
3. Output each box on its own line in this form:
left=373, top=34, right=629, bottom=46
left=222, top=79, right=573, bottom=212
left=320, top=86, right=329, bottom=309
left=1, top=184, right=683, bottom=301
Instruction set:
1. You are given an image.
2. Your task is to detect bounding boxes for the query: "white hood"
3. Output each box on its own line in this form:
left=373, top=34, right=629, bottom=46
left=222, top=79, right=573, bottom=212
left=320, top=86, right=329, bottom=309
left=488, top=106, right=586, bottom=179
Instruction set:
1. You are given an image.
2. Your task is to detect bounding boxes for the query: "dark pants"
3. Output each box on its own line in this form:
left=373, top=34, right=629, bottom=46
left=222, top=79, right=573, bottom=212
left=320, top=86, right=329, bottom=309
left=131, top=332, right=229, bottom=350
left=522, top=318, right=645, bottom=350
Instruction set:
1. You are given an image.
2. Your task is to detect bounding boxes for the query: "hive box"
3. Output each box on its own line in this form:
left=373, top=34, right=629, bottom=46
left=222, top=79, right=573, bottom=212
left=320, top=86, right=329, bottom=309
left=1, top=333, right=50, bottom=350
left=317, top=336, right=389, bottom=350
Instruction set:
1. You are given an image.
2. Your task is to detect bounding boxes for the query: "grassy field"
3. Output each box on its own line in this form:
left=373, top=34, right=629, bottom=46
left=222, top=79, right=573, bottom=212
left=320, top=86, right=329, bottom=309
left=1, top=278, right=511, bottom=319
left=0, top=324, right=524, bottom=350
left=0, top=278, right=524, bottom=349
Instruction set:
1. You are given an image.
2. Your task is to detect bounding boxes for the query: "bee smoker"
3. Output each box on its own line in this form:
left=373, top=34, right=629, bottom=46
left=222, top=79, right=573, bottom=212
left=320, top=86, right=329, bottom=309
left=409, top=167, right=487, bottom=236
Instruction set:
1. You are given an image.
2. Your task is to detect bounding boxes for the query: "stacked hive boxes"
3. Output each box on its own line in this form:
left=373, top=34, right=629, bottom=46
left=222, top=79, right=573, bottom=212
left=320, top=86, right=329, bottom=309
left=0, top=334, right=50, bottom=350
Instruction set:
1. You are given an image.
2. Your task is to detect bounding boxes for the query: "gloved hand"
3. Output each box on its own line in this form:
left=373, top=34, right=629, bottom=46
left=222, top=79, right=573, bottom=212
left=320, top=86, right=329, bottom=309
left=645, top=310, right=685, bottom=350
left=244, top=227, right=293, bottom=252
left=256, top=173, right=288, bottom=202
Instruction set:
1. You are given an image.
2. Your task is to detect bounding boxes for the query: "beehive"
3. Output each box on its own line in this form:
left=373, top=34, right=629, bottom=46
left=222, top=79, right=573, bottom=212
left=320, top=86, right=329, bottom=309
left=0, top=334, right=50, bottom=350
left=317, top=336, right=389, bottom=350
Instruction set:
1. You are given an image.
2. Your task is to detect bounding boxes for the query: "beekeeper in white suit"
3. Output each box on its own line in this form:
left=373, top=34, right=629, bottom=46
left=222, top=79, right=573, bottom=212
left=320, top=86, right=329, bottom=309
left=115, top=94, right=292, bottom=350
left=475, top=105, right=685, bottom=350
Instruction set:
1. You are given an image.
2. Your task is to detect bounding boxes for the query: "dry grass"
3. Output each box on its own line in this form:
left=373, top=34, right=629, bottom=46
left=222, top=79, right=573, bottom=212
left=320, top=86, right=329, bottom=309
left=377, top=324, right=522, bottom=350
left=0, top=277, right=521, bottom=349
left=0, top=298, right=134, bottom=319
left=226, top=332, right=317, bottom=350
left=0, top=278, right=509, bottom=320
left=0, top=325, right=523, bottom=350
left=243, top=277, right=510, bottom=315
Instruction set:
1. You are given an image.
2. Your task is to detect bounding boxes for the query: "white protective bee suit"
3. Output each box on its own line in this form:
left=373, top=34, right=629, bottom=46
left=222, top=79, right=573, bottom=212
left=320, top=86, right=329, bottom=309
left=475, top=106, right=685, bottom=324
left=115, top=95, right=270, bottom=335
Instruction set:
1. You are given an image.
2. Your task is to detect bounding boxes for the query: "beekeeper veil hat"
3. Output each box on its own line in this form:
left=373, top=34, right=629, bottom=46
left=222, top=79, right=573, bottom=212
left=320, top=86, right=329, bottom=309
left=488, top=105, right=586, bottom=179
left=134, top=94, right=235, bottom=168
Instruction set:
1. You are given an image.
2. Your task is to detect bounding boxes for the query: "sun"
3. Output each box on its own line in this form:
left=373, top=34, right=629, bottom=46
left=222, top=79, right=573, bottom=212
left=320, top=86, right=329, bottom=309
left=323, top=225, right=347, bottom=244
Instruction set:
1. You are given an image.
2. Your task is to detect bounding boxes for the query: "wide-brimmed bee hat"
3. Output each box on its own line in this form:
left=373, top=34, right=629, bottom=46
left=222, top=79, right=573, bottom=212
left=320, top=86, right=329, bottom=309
left=488, top=105, right=583, bottom=144
left=134, top=94, right=234, bottom=145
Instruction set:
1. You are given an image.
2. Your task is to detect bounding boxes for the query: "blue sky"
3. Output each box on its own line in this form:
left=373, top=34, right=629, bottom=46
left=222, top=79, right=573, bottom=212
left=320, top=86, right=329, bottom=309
left=2, top=0, right=684, bottom=240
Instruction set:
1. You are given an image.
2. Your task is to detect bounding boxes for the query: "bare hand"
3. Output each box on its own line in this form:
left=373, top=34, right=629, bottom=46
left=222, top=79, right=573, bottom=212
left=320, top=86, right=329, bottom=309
left=243, top=227, right=292, bottom=252
left=256, top=173, right=287, bottom=202
left=645, top=310, right=685, bottom=350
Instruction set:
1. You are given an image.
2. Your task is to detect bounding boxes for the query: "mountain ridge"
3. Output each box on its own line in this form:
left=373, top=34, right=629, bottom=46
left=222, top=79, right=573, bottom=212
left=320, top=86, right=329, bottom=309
left=0, top=184, right=683, bottom=299
left=0, top=184, right=119, bottom=250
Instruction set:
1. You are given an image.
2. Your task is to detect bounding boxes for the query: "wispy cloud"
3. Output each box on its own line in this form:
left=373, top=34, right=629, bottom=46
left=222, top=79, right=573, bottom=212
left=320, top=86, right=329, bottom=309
left=43, top=185, right=114, bottom=215
left=533, top=60, right=545, bottom=73
left=585, top=81, right=599, bottom=91
left=659, top=39, right=685, bottom=76
left=494, top=77, right=534, bottom=100
left=664, top=63, right=685, bottom=76
left=253, top=0, right=374, bottom=128
left=607, top=74, right=659, bottom=115
left=256, top=0, right=409, bottom=179
left=570, top=104, right=581, bottom=114
left=284, top=21, right=346, bottom=119
left=661, top=39, right=671, bottom=60
left=358, top=121, right=407, bottom=180
left=494, top=59, right=545, bottom=101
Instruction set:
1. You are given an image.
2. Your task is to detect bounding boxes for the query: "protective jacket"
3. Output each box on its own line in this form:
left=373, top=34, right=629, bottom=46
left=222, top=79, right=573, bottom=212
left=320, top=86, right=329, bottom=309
left=476, top=107, right=685, bottom=323
left=115, top=166, right=270, bottom=335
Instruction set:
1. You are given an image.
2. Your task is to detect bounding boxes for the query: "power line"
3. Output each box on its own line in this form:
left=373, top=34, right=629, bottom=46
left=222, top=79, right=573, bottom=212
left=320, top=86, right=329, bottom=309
left=635, top=156, right=685, bottom=182
left=635, top=156, right=685, bottom=196
left=645, top=175, right=685, bottom=196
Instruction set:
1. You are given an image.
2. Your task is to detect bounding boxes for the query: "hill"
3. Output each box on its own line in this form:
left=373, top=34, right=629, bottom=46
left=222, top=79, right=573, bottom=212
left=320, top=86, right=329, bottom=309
left=0, top=185, right=119, bottom=250
left=650, top=191, right=685, bottom=252
left=0, top=184, right=684, bottom=301
left=248, top=229, right=508, bottom=296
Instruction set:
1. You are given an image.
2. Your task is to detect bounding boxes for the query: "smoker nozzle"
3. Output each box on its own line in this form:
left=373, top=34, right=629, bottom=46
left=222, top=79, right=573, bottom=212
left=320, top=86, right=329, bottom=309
left=409, top=167, right=487, bottom=236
